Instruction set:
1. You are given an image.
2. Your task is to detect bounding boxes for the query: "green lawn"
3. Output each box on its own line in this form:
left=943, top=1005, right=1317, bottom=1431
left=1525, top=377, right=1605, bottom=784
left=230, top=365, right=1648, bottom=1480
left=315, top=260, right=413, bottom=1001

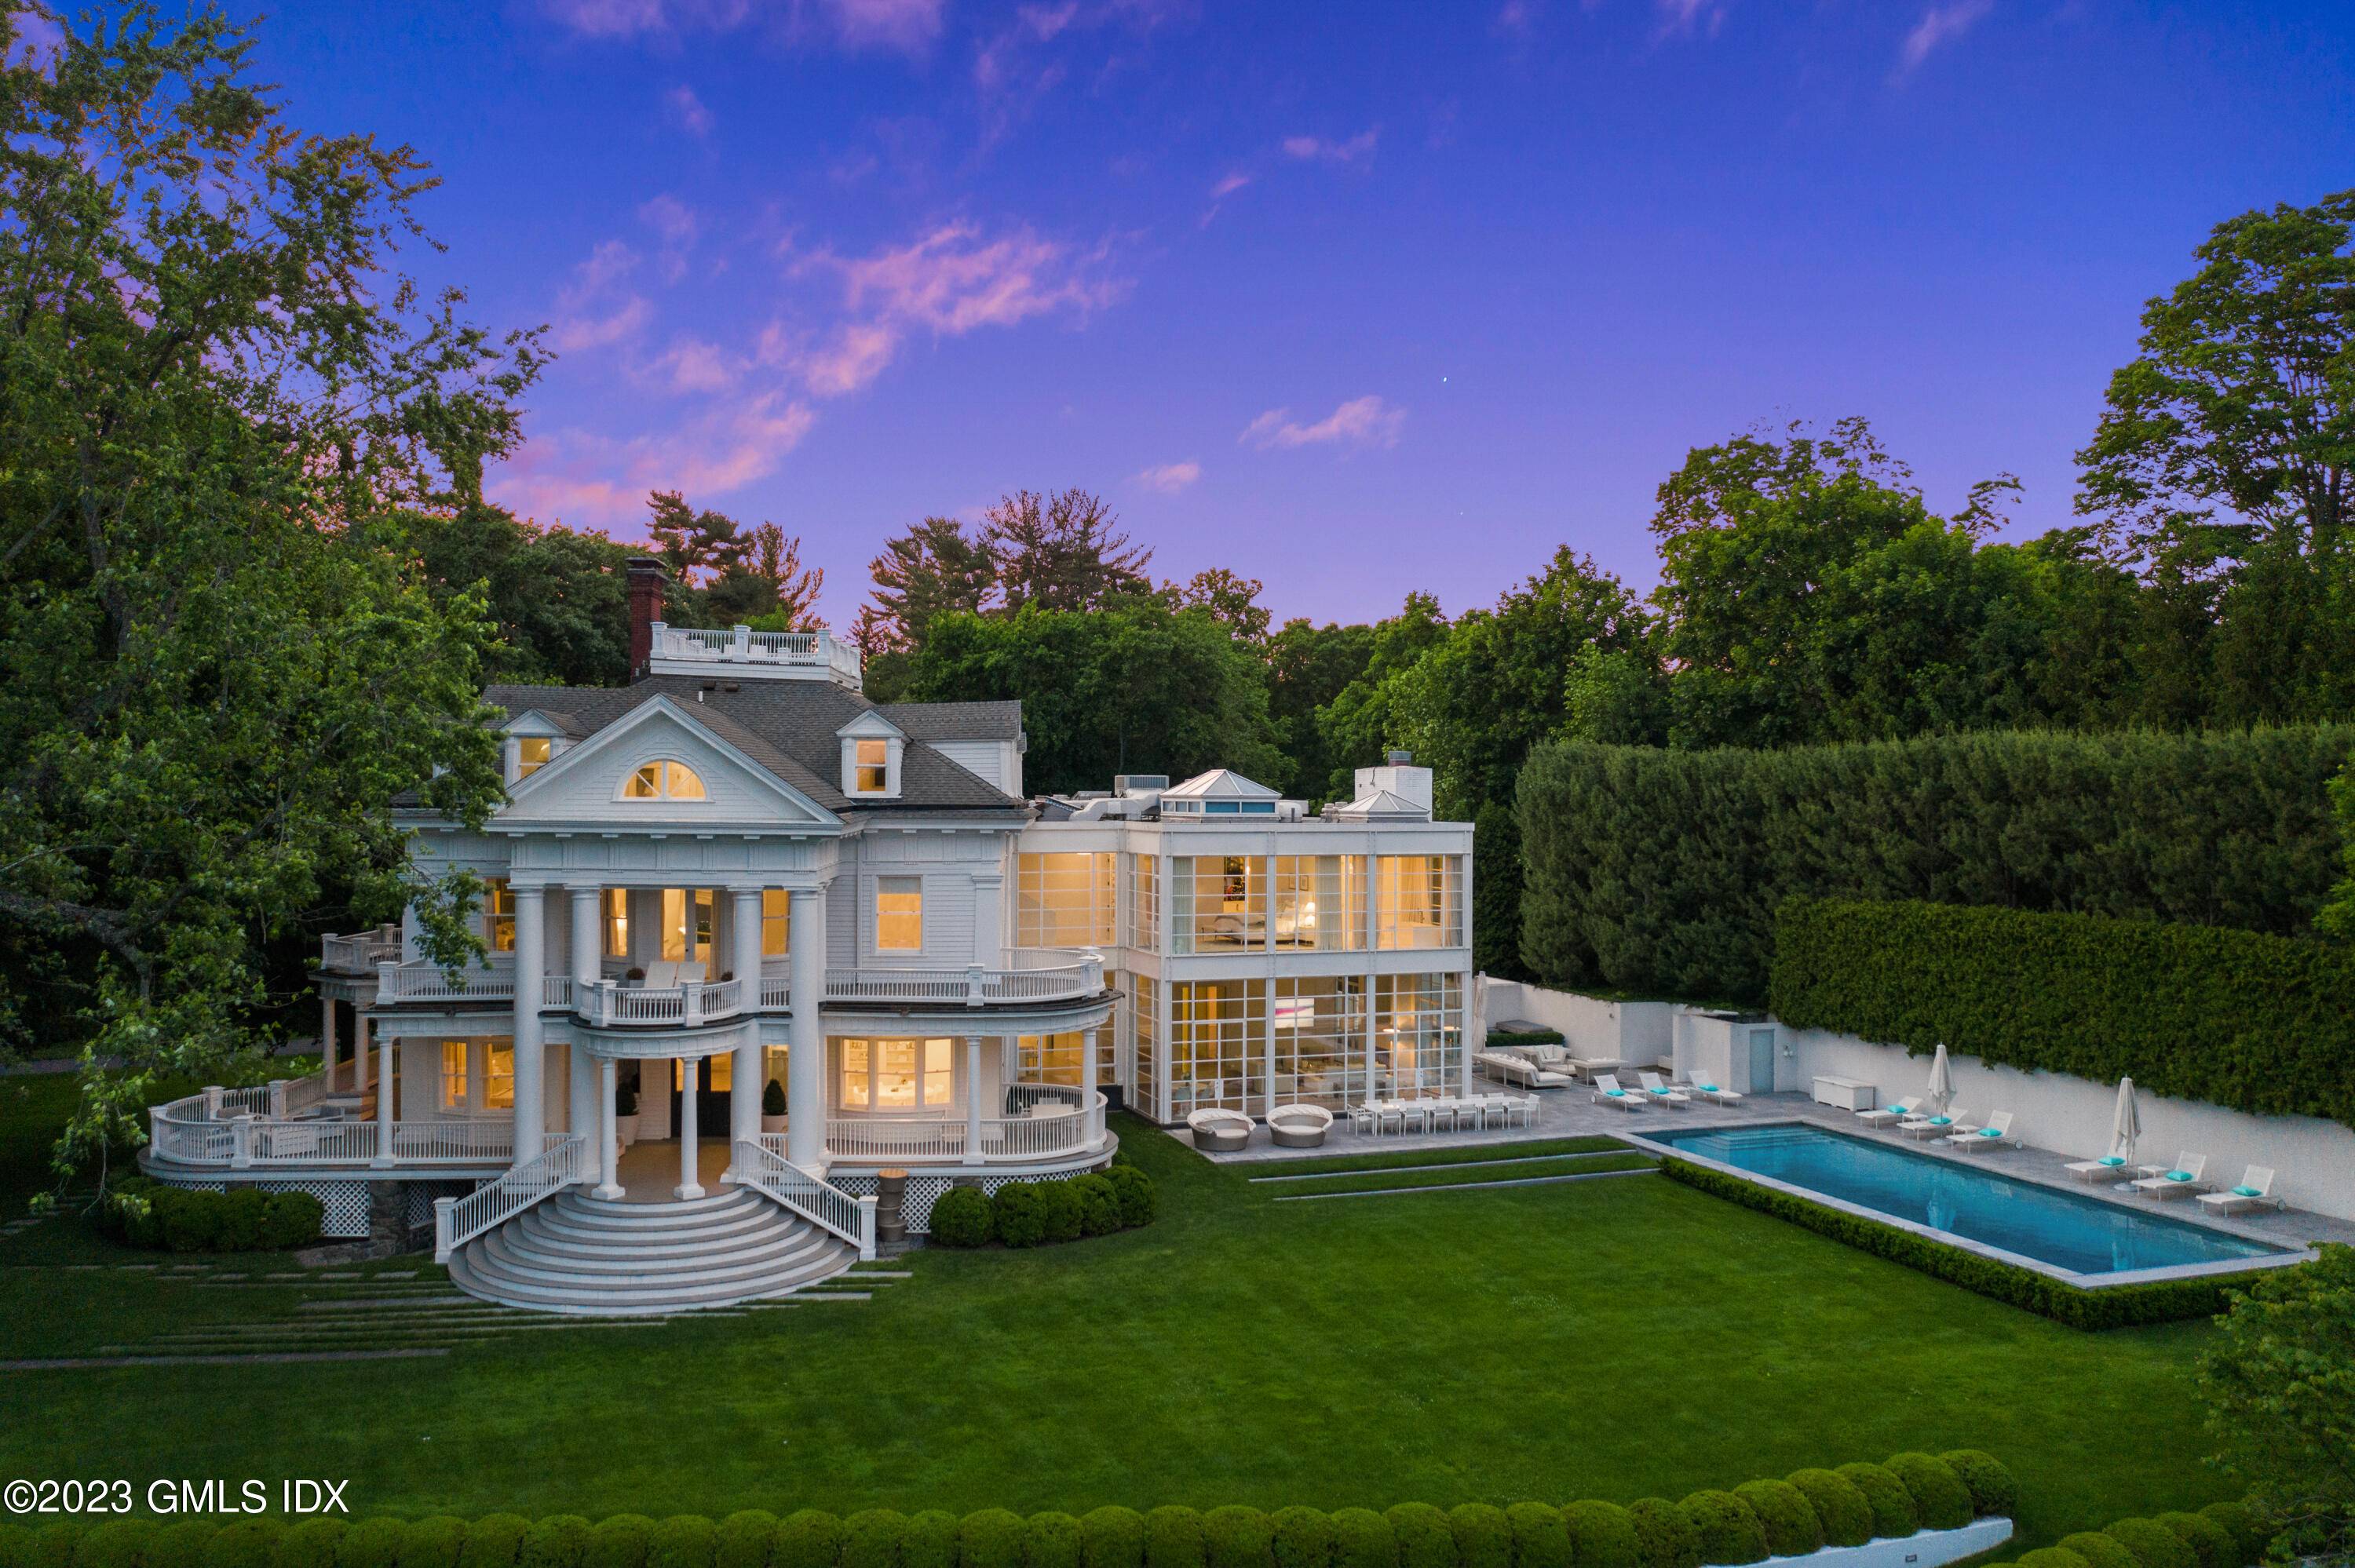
left=0, top=1101, right=2225, bottom=1543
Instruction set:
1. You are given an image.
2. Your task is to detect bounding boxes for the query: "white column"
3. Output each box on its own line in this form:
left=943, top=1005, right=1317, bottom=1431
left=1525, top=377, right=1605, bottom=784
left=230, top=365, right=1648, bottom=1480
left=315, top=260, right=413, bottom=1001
left=569, top=887, right=600, bottom=1136
left=510, top=885, right=546, bottom=1162
left=595, top=1057, right=621, bottom=1198
left=1083, top=1026, right=1099, bottom=1104
left=319, top=994, right=337, bottom=1090
left=676, top=1056, right=704, bottom=1200
left=786, top=886, right=825, bottom=1168
left=374, top=1023, right=395, bottom=1165
left=964, top=1036, right=986, bottom=1165
left=728, top=888, right=764, bottom=1173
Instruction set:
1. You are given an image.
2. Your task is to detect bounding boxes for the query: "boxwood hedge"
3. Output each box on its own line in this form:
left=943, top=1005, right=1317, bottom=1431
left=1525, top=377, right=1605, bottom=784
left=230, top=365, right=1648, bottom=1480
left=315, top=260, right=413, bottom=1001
left=1672, top=1494, right=1762, bottom=1568
left=1729, top=1482, right=1820, bottom=1559
left=1623, top=1500, right=1699, bottom=1568
left=1982, top=1498, right=2266, bottom=1568
left=929, top=1169, right=1159, bottom=1250
left=1782, top=1471, right=1871, bottom=1549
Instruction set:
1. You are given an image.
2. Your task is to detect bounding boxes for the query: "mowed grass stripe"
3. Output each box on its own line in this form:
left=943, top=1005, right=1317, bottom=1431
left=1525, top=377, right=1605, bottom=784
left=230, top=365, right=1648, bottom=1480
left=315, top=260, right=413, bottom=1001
left=1271, top=1150, right=1659, bottom=1198
left=1243, top=1135, right=1627, bottom=1180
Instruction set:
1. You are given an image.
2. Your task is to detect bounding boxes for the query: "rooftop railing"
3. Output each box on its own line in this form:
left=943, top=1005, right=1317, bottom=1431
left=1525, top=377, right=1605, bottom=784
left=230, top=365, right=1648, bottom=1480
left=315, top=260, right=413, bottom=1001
left=320, top=926, right=401, bottom=974
left=644, top=622, right=864, bottom=685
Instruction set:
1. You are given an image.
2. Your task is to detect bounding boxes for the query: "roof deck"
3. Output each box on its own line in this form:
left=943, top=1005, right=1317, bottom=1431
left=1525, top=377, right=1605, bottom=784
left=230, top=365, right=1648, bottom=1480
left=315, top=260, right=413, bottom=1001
left=642, top=622, right=864, bottom=688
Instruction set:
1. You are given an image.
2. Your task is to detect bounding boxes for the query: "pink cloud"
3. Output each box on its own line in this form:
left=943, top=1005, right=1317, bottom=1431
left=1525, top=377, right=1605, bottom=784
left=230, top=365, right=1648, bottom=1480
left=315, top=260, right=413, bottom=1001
left=1240, top=396, right=1404, bottom=451
left=1210, top=171, right=1251, bottom=199
left=1282, top=129, right=1378, bottom=163
left=1133, top=461, right=1201, bottom=494
left=539, top=0, right=943, bottom=53
left=764, top=319, right=905, bottom=396
left=491, top=393, right=817, bottom=527
left=638, top=195, right=701, bottom=282
left=666, top=84, right=714, bottom=136
left=548, top=240, right=652, bottom=353
left=1897, top=0, right=1992, bottom=71
left=1655, top=0, right=1728, bottom=36
left=649, top=336, right=739, bottom=393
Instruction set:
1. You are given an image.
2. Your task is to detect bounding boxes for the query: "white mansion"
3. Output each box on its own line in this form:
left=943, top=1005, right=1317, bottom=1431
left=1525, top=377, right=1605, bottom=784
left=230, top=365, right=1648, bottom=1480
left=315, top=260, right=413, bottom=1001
left=144, top=563, right=1474, bottom=1312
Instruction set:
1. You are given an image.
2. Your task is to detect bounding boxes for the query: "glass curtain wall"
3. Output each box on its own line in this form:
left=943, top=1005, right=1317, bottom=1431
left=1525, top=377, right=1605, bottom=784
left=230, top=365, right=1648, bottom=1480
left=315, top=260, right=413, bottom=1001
left=1371, top=973, right=1465, bottom=1097
left=1132, top=975, right=1159, bottom=1119
left=1376, top=855, right=1464, bottom=950
left=1016, top=852, right=1116, bottom=948
left=1126, top=854, right=1159, bottom=951
left=1168, top=980, right=1266, bottom=1114
left=1170, top=856, right=1265, bottom=952
left=1271, top=855, right=1366, bottom=950
left=1273, top=975, right=1366, bottom=1107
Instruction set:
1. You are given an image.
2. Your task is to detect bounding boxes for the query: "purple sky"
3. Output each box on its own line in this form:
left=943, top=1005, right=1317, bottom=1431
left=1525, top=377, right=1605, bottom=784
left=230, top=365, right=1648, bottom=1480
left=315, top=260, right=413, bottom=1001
left=254, top=1, right=2355, bottom=629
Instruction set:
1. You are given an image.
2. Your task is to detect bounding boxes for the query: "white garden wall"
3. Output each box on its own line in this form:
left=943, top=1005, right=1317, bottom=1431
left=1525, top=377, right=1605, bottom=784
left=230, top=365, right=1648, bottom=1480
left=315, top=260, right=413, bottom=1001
left=1487, top=976, right=2355, bottom=1223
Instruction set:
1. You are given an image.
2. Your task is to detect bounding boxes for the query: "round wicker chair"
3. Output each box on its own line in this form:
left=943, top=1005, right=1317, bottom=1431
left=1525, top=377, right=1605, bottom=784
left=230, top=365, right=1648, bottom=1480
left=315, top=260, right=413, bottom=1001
left=1267, top=1103, right=1334, bottom=1149
left=1185, top=1107, right=1255, bottom=1153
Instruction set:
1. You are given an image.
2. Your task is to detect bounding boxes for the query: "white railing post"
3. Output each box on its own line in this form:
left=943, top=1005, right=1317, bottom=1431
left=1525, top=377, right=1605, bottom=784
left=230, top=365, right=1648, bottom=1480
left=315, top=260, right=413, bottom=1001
left=966, top=964, right=986, bottom=1007
left=268, top=1079, right=287, bottom=1118
left=684, top=981, right=703, bottom=1027
left=203, top=1085, right=223, bottom=1118
left=857, top=1194, right=878, bottom=1260
left=731, top=624, right=751, bottom=656
left=433, top=1196, right=456, bottom=1263
left=231, top=1120, right=253, bottom=1169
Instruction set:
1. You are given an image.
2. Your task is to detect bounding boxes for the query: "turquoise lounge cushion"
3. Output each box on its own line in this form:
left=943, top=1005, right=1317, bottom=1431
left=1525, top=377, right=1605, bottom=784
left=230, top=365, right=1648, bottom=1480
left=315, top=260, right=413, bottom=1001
left=2232, top=1184, right=2262, bottom=1198
left=1929, top=1116, right=1952, bottom=1126
left=1697, top=1083, right=1718, bottom=1093
left=2098, top=1156, right=2125, bottom=1166
left=1604, top=1088, right=1626, bottom=1098
left=1977, top=1127, right=2002, bottom=1137
left=2166, top=1169, right=2193, bottom=1182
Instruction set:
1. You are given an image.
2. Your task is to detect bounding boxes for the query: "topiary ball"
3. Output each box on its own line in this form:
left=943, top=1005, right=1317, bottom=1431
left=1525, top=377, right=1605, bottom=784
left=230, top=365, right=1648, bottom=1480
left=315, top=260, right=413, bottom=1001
left=1882, top=1454, right=1973, bottom=1532
left=582, top=1519, right=655, bottom=1568
left=772, top=1512, right=843, bottom=1568
left=521, top=1519, right=593, bottom=1568
left=1326, top=1511, right=1394, bottom=1568
left=2193, top=1503, right=2262, bottom=1568
left=926, top=1186, right=990, bottom=1247
left=1201, top=1508, right=1272, bottom=1568
left=1833, top=1466, right=1919, bottom=1541
left=838, top=1513, right=907, bottom=1568
left=2057, top=1534, right=2139, bottom=1568
left=1027, top=1517, right=1083, bottom=1568
left=2104, top=1519, right=2196, bottom=1568
left=462, top=1515, right=534, bottom=1568
left=1266, top=1511, right=1329, bottom=1568
left=1675, top=1493, right=1766, bottom=1567
left=1080, top=1508, right=1145, bottom=1568
left=1444, top=1505, right=1510, bottom=1568
left=1560, top=1503, right=1642, bottom=1568
left=1141, top=1509, right=1205, bottom=1568
left=1936, top=1452, right=2019, bottom=1519
left=1731, top=1482, right=1821, bottom=1559
left=2015, top=1550, right=2092, bottom=1568
left=958, top=1513, right=1027, bottom=1568
left=2152, top=1514, right=2235, bottom=1568
left=1624, top=1501, right=1700, bottom=1568
left=1784, top=1471, right=1873, bottom=1549
left=715, top=1514, right=778, bottom=1568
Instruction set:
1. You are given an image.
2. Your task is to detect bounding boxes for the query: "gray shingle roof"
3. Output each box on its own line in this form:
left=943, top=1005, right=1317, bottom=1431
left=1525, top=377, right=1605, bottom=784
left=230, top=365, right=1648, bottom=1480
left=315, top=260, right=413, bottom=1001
left=477, top=677, right=1025, bottom=817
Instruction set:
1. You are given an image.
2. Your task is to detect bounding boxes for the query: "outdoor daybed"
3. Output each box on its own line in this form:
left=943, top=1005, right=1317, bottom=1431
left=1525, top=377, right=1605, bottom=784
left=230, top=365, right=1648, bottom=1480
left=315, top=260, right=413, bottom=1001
left=1267, top=1103, right=1335, bottom=1149
left=1186, top=1107, right=1256, bottom=1153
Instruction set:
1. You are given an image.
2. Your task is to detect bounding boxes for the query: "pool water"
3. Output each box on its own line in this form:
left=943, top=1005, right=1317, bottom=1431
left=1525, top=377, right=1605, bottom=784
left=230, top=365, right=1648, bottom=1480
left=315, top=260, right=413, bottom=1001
left=1651, top=1123, right=2284, bottom=1275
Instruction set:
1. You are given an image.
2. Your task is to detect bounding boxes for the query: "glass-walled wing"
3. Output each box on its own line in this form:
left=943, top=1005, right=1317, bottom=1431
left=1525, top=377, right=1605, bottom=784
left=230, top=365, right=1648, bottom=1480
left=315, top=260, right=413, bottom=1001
left=1170, top=855, right=1266, bottom=953
left=1271, top=855, right=1366, bottom=951
left=1168, top=979, right=1265, bottom=1115
left=1017, top=851, right=1116, bottom=948
left=1376, top=855, right=1464, bottom=950
left=1273, top=975, right=1366, bottom=1107
left=1371, top=972, right=1464, bottom=1097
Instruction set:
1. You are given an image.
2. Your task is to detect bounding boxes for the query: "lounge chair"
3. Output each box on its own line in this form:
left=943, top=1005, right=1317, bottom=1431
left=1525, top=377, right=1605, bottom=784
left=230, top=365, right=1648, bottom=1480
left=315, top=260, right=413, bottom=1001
left=1589, top=1073, right=1645, bottom=1111
left=2131, top=1153, right=2209, bottom=1199
left=1680, top=1070, right=1743, bottom=1107
left=1855, top=1096, right=1919, bottom=1128
left=1185, top=1107, right=1255, bottom=1154
left=1947, top=1110, right=2014, bottom=1151
left=2064, top=1151, right=2135, bottom=1182
left=1638, top=1071, right=1692, bottom=1108
left=1267, top=1103, right=1334, bottom=1150
left=2196, top=1166, right=2279, bottom=1216
left=1900, top=1107, right=1967, bottom=1140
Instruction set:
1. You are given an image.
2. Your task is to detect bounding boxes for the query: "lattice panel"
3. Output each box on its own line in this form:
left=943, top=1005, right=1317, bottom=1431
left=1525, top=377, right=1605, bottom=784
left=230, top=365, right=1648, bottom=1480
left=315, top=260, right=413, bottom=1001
left=256, top=1180, right=371, bottom=1238
left=833, top=1169, right=1105, bottom=1234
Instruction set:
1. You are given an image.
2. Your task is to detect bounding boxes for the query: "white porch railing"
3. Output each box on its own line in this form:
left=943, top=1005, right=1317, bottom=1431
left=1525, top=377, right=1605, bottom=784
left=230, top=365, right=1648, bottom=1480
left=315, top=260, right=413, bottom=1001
left=648, top=622, right=863, bottom=683
left=434, top=1133, right=586, bottom=1262
left=542, top=974, right=574, bottom=1010
left=148, top=1089, right=514, bottom=1169
left=320, top=925, right=401, bottom=974
left=823, top=1092, right=1107, bottom=1164
left=823, top=954, right=1104, bottom=1008
left=377, top=958, right=513, bottom=1005
left=575, top=976, right=744, bottom=1027
left=733, top=1137, right=877, bottom=1258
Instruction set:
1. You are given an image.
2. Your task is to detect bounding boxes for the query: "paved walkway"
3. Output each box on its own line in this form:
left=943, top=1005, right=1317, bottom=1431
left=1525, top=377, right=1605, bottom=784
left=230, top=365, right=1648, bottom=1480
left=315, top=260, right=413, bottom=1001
left=1185, top=1087, right=2355, bottom=1251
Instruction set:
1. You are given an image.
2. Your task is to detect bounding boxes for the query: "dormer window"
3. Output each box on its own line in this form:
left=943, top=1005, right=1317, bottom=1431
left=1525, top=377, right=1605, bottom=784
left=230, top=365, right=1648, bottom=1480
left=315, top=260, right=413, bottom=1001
left=855, top=738, right=889, bottom=793
left=623, top=760, right=707, bottom=800
left=517, top=738, right=552, bottom=779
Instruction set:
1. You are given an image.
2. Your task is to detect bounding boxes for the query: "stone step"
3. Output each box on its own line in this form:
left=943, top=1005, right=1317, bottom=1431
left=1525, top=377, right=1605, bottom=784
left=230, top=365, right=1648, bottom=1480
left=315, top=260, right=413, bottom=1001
left=519, top=1204, right=781, bottom=1253
left=473, top=1223, right=839, bottom=1291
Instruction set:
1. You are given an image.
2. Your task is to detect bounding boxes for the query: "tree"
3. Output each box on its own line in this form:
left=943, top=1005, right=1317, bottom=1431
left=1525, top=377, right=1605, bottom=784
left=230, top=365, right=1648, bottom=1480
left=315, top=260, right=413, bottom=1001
left=2199, top=1243, right=2355, bottom=1563
left=644, top=490, right=747, bottom=586
left=865, top=516, right=995, bottom=652
left=1265, top=618, right=1377, bottom=799
left=982, top=487, right=1152, bottom=612
left=2077, top=189, right=2355, bottom=726
left=2325, top=749, right=2355, bottom=941
left=745, top=521, right=824, bottom=629
left=0, top=5, right=524, bottom=1176
left=1312, top=592, right=1451, bottom=799
left=403, top=503, right=635, bottom=688
left=1169, top=567, right=1272, bottom=644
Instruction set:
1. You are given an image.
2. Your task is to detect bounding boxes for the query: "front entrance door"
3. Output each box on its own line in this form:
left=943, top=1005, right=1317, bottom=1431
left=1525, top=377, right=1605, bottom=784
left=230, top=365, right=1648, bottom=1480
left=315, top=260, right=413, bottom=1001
left=1747, top=1029, right=1776, bottom=1095
left=670, top=1054, right=732, bottom=1140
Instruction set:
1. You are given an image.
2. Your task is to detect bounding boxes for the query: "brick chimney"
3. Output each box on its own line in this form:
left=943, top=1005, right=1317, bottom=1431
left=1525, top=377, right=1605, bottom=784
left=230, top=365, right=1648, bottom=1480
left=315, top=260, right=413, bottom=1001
left=626, top=557, right=668, bottom=679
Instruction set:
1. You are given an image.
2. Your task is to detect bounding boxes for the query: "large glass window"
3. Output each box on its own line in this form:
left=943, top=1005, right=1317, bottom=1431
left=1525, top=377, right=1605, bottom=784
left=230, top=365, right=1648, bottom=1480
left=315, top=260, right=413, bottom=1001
left=440, top=1041, right=469, bottom=1110
left=1017, top=1032, right=1085, bottom=1086
left=1127, top=854, right=1159, bottom=950
left=838, top=1037, right=954, bottom=1110
left=1377, top=855, right=1463, bottom=950
left=1275, top=975, right=1366, bottom=1108
left=1133, top=975, right=1159, bottom=1121
left=676, top=1053, right=732, bottom=1092
left=1168, top=980, right=1265, bottom=1115
left=761, top=890, right=790, bottom=957
left=1170, top=855, right=1265, bottom=953
left=1017, top=852, right=1115, bottom=948
left=874, top=877, right=922, bottom=952
left=659, top=888, right=712, bottom=965
left=602, top=888, right=629, bottom=959
left=1372, top=973, right=1465, bottom=1098
left=624, top=760, right=706, bottom=800
left=483, top=878, right=515, bottom=953
left=1272, top=855, right=1366, bottom=951
left=517, top=737, right=551, bottom=778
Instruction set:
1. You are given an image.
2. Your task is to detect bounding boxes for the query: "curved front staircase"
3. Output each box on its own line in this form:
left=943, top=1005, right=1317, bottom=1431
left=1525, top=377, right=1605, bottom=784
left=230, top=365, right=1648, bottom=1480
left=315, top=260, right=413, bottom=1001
left=447, top=1186, right=858, bottom=1315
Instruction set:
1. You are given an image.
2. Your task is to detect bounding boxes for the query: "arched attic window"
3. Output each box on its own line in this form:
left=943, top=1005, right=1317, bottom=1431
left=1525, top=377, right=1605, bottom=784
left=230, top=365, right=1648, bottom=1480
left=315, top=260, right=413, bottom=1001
left=623, top=760, right=707, bottom=800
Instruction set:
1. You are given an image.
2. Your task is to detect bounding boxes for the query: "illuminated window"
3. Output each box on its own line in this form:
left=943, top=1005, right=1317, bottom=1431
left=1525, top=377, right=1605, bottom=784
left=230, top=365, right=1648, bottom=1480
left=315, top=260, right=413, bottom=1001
left=855, top=738, right=889, bottom=793
left=677, top=1053, right=732, bottom=1092
left=1017, top=1032, right=1086, bottom=1086
left=1377, top=855, right=1463, bottom=950
left=1170, top=856, right=1264, bottom=953
left=762, top=890, right=790, bottom=957
left=516, top=737, right=552, bottom=778
left=623, top=760, right=706, bottom=800
left=1132, top=975, right=1159, bottom=1120
left=440, top=1041, right=470, bottom=1110
left=484, top=1041, right=514, bottom=1110
left=1273, top=855, right=1364, bottom=951
left=838, top=1037, right=953, bottom=1110
left=1169, top=980, right=1265, bottom=1115
left=1017, top=852, right=1115, bottom=947
left=1372, top=973, right=1465, bottom=1097
left=1128, top=855, right=1159, bottom=950
left=603, top=888, right=629, bottom=959
left=875, top=877, right=922, bottom=952
left=483, top=878, right=515, bottom=952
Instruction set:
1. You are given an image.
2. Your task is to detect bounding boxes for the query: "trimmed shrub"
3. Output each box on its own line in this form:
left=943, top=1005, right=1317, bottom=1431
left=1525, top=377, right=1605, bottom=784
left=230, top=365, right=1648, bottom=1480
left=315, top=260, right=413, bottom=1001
left=1659, top=1160, right=2247, bottom=1328
left=1028, top=1518, right=1083, bottom=1568
left=1142, top=1511, right=1205, bottom=1568
left=2016, top=1552, right=2092, bottom=1568
left=154, top=1526, right=219, bottom=1568
left=1623, top=1501, right=1698, bottom=1568
left=342, top=1520, right=411, bottom=1568
left=2152, top=1515, right=2234, bottom=1568
left=929, top=1187, right=991, bottom=1246
left=1080, top=1509, right=1145, bottom=1568
left=1675, top=1493, right=1765, bottom=1567
left=1201, top=1509, right=1272, bottom=1568
left=1325, top=1511, right=1393, bottom=1568
left=1444, top=1507, right=1509, bottom=1568
left=2193, top=1504, right=2261, bottom=1567
left=274, top=1522, right=346, bottom=1568
left=26, top=1527, right=75, bottom=1568
left=1501, top=1507, right=1566, bottom=1568
left=2057, top=1536, right=2138, bottom=1568
left=716, top=1513, right=778, bottom=1568
left=522, top=1519, right=594, bottom=1568
left=464, top=1515, right=535, bottom=1568
left=1882, top=1454, right=1973, bottom=1533
left=1784, top=1471, right=1871, bottom=1549
left=1833, top=1465, right=1917, bottom=1541
left=261, top=1191, right=325, bottom=1249
left=1070, top=1174, right=1123, bottom=1239
left=584, top=1519, right=656, bottom=1568
left=2102, top=1520, right=2195, bottom=1568
left=648, top=1518, right=717, bottom=1568
left=1035, top=1182, right=1084, bottom=1245
left=838, top=1513, right=906, bottom=1568
left=410, top=1520, right=475, bottom=1568
left=0, top=1524, right=28, bottom=1568
left=991, top=1184, right=1048, bottom=1248
left=900, top=1514, right=955, bottom=1568
left=1382, top=1508, right=1449, bottom=1568
left=1103, top=1166, right=1158, bottom=1229
left=773, top=1513, right=843, bottom=1568
left=1731, top=1482, right=1820, bottom=1559
left=1560, top=1502, right=1642, bottom=1568
left=1936, top=1452, right=2018, bottom=1519
left=958, top=1512, right=1028, bottom=1568
left=75, top=1521, right=157, bottom=1568
left=1268, top=1510, right=1331, bottom=1568
left=206, top=1522, right=284, bottom=1568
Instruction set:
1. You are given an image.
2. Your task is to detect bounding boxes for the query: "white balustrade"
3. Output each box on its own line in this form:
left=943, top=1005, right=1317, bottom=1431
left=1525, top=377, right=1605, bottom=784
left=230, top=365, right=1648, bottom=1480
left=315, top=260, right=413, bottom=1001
left=319, top=926, right=401, bottom=973
left=435, top=1133, right=586, bottom=1262
left=731, top=1137, right=877, bottom=1258
left=376, top=958, right=514, bottom=1004
left=646, top=622, right=861, bottom=682
left=576, top=976, right=747, bottom=1026
left=823, top=1092, right=1106, bottom=1164
left=541, top=974, right=574, bottom=1009
left=821, top=954, right=1104, bottom=1008
left=148, top=1086, right=513, bottom=1170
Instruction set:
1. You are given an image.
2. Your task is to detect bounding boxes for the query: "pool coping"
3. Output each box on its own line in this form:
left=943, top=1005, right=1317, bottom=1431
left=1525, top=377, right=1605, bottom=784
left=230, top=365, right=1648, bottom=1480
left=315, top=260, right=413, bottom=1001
left=1619, top=1120, right=2317, bottom=1288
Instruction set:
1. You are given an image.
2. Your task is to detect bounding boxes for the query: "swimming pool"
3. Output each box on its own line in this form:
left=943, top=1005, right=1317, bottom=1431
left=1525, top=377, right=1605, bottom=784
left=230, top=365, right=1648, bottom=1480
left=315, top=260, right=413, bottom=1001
left=1647, top=1123, right=2287, bottom=1276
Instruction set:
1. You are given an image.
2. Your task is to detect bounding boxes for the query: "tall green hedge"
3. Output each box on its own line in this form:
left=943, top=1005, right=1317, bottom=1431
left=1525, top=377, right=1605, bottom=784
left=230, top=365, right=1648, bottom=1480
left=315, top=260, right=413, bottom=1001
left=1516, top=726, right=2353, bottom=1003
left=1768, top=897, right=2355, bottom=1126
left=0, top=1453, right=2020, bottom=1568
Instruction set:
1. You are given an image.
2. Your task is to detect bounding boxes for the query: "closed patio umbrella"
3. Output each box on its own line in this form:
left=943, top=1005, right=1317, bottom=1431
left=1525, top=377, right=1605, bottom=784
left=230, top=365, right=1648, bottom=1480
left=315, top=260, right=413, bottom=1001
left=2111, top=1078, right=2141, bottom=1165
left=1924, top=1044, right=1955, bottom=1115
